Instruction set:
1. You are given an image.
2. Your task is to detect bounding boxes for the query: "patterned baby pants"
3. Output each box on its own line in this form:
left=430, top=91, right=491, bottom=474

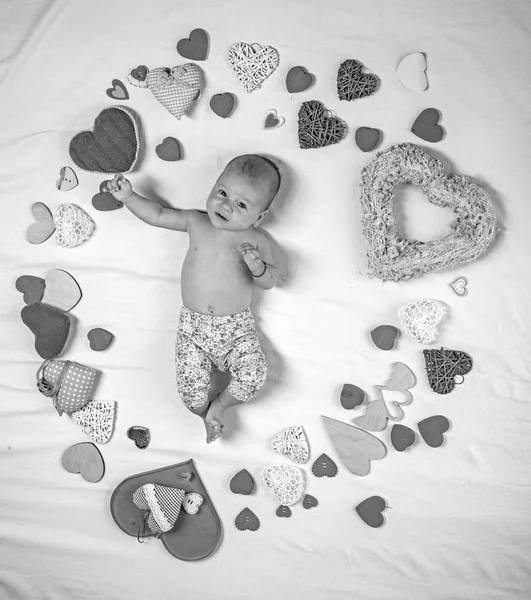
left=175, top=305, right=267, bottom=409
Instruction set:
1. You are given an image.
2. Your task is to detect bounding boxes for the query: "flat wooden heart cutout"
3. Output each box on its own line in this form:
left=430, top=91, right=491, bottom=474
left=396, top=53, right=428, bottom=92
left=26, top=202, right=55, bottom=245
left=264, top=109, right=285, bottom=130
left=21, top=302, right=70, bottom=359
left=56, top=166, right=78, bottom=191
left=385, top=362, right=416, bottom=399
left=355, top=127, right=382, bottom=152
left=390, top=424, right=417, bottom=452
left=62, top=442, right=105, bottom=483
left=311, top=453, right=338, bottom=478
left=42, top=269, right=82, bottom=312
left=92, top=180, right=123, bottom=211
left=106, top=79, right=129, bottom=100
left=15, top=275, right=45, bottom=304
left=210, top=93, right=235, bottom=118
left=286, top=66, right=314, bottom=93
left=229, top=469, right=255, bottom=495
left=411, top=108, right=444, bottom=143
left=450, top=276, right=469, bottom=296
left=418, top=415, right=450, bottom=448
left=177, top=28, right=209, bottom=61
left=235, top=507, right=260, bottom=531
left=87, top=328, right=114, bottom=351
left=371, top=325, right=400, bottom=350
left=155, top=137, right=182, bottom=161
left=353, top=386, right=406, bottom=432
left=355, top=496, right=387, bottom=528
left=340, top=383, right=366, bottom=409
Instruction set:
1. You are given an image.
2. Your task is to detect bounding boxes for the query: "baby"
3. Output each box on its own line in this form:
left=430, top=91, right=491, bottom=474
left=107, top=154, right=284, bottom=443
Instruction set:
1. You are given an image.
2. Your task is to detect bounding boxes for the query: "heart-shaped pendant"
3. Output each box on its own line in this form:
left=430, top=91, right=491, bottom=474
left=298, top=101, right=347, bottom=149
left=15, top=275, right=45, bottom=305
left=227, top=42, right=279, bottom=93
left=155, top=137, right=181, bottom=161
left=229, top=469, right=255, bottom=495
left=87, top=328, right=114, bottom=351
left=355, top=127, right=382, bottom=152
left=337, top=59, right=379, bottom=101
left=26, top=202, right=56, bottom=245
left=340, top=383, right=366, bottom=410
left=449, top=276, right=469, bottom=297
left=390, top=424, right=416, bottom=452
left=92, top=181, right=123, bottom=212
left=210, top=93, right=235, bottom=119
left=411, top=108, right=444, bottom=143
left=396, top=53, right=428, bottom=92
left=355, top=496, right=387, bottom=528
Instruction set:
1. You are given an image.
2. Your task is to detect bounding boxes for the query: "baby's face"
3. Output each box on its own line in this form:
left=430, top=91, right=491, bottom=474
left=206, top=169, right=269, bottom=231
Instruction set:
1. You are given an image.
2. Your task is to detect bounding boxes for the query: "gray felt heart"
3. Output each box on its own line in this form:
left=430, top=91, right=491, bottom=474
left=355, top=496, right=387, bottom=528
left=418, top=415, right=450, bottom=448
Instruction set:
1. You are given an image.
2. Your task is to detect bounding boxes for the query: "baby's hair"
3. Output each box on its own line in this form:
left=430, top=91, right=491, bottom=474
left=224, top=154, right=281, bottom=209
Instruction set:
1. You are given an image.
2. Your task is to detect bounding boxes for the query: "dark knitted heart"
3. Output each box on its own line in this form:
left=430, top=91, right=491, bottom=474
left=418, top=415, right=450, bottom=448
left=298, top=100, right=347, bottom=149
left=235, top=507, right=260, bottom=531
left=21, top=302, right=70, bottom=359
left=127, top=426, right=150, bottom=449
left=337, top=59, right=379, bottom=101
left=302, top=494, right=318, bottom=509
left=390, top=424, right=416, bottom=452
left=92, top=181, right=123, bottom=212
left=16, top=275, right=45, bottom=305
left=311, top=453, right=338, bottom=478
left=355, top=496, right=386, bottom=528
left=276, top=505, right=292, bottom=518
left=423, top=348, right=473, bottom=394
left=69, top=106, right=139, bottom=173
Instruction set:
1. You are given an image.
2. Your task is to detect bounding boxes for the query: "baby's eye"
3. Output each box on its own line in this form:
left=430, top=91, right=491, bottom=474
left=219, top=190, right=227, bottom=197
left=237, top=202, right=246, bottom=209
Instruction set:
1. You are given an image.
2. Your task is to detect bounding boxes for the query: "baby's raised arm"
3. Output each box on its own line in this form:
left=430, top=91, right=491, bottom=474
left=106, top=174, right=195, bottom=232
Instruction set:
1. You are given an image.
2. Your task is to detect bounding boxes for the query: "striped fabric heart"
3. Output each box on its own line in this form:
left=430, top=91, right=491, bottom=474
left=133, top=484, right=185, bottom=534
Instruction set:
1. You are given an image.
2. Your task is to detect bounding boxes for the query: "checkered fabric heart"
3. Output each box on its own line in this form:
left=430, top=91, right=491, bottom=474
left=227, top=42, right=279, bottom=93
left=133, top=484, right=185, bottom=534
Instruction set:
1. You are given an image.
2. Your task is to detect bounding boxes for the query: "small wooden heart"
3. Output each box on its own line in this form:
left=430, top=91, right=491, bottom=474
left=177, top=28, right=209, bottom=61
left=276, top=505, right=292, bottom=518
left=411, top=108, right=444, bottom=143
left=230, top=469, right=255, bottom=495
left=106, top=79, right=129, bottom=100
left=396, top=52, right=428, bottom=92
left=340, top=383, right=366, bottom=409
left=42, top=269, right=82, bottom=312
left=390, top=424, right=417, bottom=452
left=450, top=276, right=469, bottom=297
left=210, top=93, right=235, bottom=118
left=15, top=275, right=45, bottom=305
left=418, top=415, right=450, bottom=448
left=355, top=496, right=387, bottom=528
left=302, top=494, right=318, bottom=509
left=286, top=66, right=314, bottom=93
left=156, top=137, right=182, bottom=161
left=56, top=166, right=78, bottom=191
left=264, top=109, right=285, bottom=130
left=371, top=325, right=400, bottom=350
left=127, top=426, right=150, bottom=449
left=62, top=442, right=105, bottom=483
left=311, top=453, right=338, bottom=478
left=26, top=202, right=56, bottom=245
left=235, top=507, right=260, bottom=531
left=92, top=181, right=123, bottom=212
left=87, top=328, right=114, bottom=351
left=355, top=127, right=382, bottom=152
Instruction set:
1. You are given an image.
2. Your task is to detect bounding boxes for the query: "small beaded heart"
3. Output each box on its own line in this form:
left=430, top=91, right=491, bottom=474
left=337, top=59, right=379, bottom=101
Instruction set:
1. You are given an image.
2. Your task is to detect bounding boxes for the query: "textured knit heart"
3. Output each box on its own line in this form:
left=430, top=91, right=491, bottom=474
left=26, top=202, right=55, bottom=245
left=276, top=505, right=292, bottom=518
left=227, top=42, right=279, bottom=93
left=302, top=494, right=319, bottom=509
left=355, top=496, right=387, bottom=528
left=411, top=108, right=444, bottom=143
left=399, top=299, right=445, bottom=344
left=56, top=166, right=78, bottom=191
left=311, top=453, right=338, bottom=478
left=449, top=276, right=469, bottom=297
left=261, top=464, right=305, bottom=506
left=71, top=401, right=116, bottom=444
left=15, top=275, right=45, bottom=305
left=92, top=181, right=123, bottom=212
left=177, top=28, right=209, bottom=61
left=69, top=106, right=139, bottom=173
left=127, top=426, right=151, bottom=449
left=128, top=64, right=201, bottom=120
left=53, top=203, right=95, bottom=248
left=423, top=347, right=473, bottom=394
left=271, top=425, right=309, bottom=464
left=106, top=79, right=129, bottom=100
left=298, top=101, right=347, bottom=149
left=337, top=59, right=379, bottom=101
left=235, top=508, right=260, bottom=531
left=396, top=53, right=428, bottom=92
left=418, top=415, right=450, bottom=448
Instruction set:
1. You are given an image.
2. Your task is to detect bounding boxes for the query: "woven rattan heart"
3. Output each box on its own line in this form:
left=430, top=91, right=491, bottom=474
left=337, top=59, right=379, bottom=101
left=298, top=101, right=347, bottom=149
left=228, top=42, right=279, bottom=93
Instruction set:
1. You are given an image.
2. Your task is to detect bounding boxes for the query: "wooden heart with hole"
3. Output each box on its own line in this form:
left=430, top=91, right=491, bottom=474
left=26, top=202, right=55, bottom=245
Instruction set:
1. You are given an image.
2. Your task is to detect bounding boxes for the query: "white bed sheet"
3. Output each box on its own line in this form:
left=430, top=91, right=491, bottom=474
left=1, top=0, right=531, bottom=598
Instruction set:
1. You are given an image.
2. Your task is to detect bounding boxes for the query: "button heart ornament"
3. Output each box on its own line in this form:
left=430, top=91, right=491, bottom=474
left=311, top=453, right=338, bottom=478
left=411, top=108, right=444, bottom=143
left=62, top=442, right=105, bottom=483
left=276, top=505, right=292, bottom=518
left=302, top=494, right=319, bottom=509
left=398, top=299, right=445, bottom=344
left=260, top=464, right=305, bottom=506
left=53, top=203, right=95, bottom=248
left=355, top=496, right=387, bottom=528
left=396, top=52, right=428, bottom=92
left=26, top=202, right=56, bottom=245
left=337, top=59, right=379, bottom=101
left=106, top=79, right=129, bottom=100
left=298, top=100, right=347, bottom=149
left=92, top=181, right=123, bottom=212
left=183, top=492, right=203, bottom=515
left=177, top=28, right=209, bottom=61
left=127, top=426, right=151, bottom=449
left=56, top=167, right=78, bottom=191
left=69, top=106, right=139, bottom=173
left=450, top=276, right=469, bottom=297
left=264, top=109, right=285, bottom=130
left=227, top=42, right=279, bottom=93
left=423, top=347, right=473, bottom=394
left=128, top=64, right=201, bottom=120
left=235, top=508, right=260, bottom=531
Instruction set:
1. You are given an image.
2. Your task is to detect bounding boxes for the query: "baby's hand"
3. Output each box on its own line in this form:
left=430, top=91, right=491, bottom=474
left=238, top=243, right=266, bottom=277
left=106, top=174, right=134, bottom=202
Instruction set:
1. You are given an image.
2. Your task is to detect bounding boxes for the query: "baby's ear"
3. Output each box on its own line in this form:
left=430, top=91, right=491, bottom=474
left=254, top=209, right=269, bottom=227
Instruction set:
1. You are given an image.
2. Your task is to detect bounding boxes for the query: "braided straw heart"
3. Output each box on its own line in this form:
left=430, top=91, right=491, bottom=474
left=298, top=101, right=347, bottom=149
left=228, top=42, right=279, bottom=93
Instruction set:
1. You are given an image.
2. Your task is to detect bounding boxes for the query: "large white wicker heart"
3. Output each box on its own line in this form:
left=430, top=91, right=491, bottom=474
left=54, top=203, right=95, bottom=248
left=260, top=464, right=305, bottom=506
left=271, top=426, right=309, bottom=464
left=227, top=42, right=279, bottom=93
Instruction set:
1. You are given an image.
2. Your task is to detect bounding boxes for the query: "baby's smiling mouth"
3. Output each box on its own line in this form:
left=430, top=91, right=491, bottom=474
left=215, top=212, right=228, bottom=221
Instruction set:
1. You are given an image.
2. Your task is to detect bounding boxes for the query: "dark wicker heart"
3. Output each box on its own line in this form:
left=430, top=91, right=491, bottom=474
left=298, top=100, right=347, bottom=149
left=69, top=107, right=138, bottom=173
left=423, top=348, right=473, bottom=394
left=337, top=59, right=379, bottom=101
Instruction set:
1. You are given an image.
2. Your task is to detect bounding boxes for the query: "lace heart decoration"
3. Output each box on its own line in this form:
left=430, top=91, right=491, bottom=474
left=227, top=42, right=279, bottom=93
left=260, top=464, right=305, bottom=506
left=398, top=299, right=445, bottom=344
left=271, top=425, right=309, bottom=464
left=53, top=203, right=95, bottom=248
left=71, top=401, right=116, bottom=444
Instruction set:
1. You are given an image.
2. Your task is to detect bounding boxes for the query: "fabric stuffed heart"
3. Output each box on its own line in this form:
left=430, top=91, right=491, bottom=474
left=53, top=203, right=95, bottom=248
left=133, top=484, right=185, bottom=535
left=69, top=106, right=139, bottom=173
left=227, top=42, right=279, bottom=93
left=128, top=64, right=201, bottom=120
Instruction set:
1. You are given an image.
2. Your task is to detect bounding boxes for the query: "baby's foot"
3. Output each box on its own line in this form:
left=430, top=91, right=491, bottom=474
left=204, top=396, right=225, bottom=443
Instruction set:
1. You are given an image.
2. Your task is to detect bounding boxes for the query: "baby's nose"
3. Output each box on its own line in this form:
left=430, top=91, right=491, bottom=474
left=221, top=201, right=232, bottom=213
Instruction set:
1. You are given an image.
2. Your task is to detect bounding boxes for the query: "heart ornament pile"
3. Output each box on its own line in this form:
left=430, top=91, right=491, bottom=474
left=271, top=425, right=309, bottom=464
left=227, top=42, right=279, bottom=93
left=399, top=299, right=445, bottom=344
left=360, top=143, right=498, bottom=281
left=260, top=464, right=305, bottom=506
